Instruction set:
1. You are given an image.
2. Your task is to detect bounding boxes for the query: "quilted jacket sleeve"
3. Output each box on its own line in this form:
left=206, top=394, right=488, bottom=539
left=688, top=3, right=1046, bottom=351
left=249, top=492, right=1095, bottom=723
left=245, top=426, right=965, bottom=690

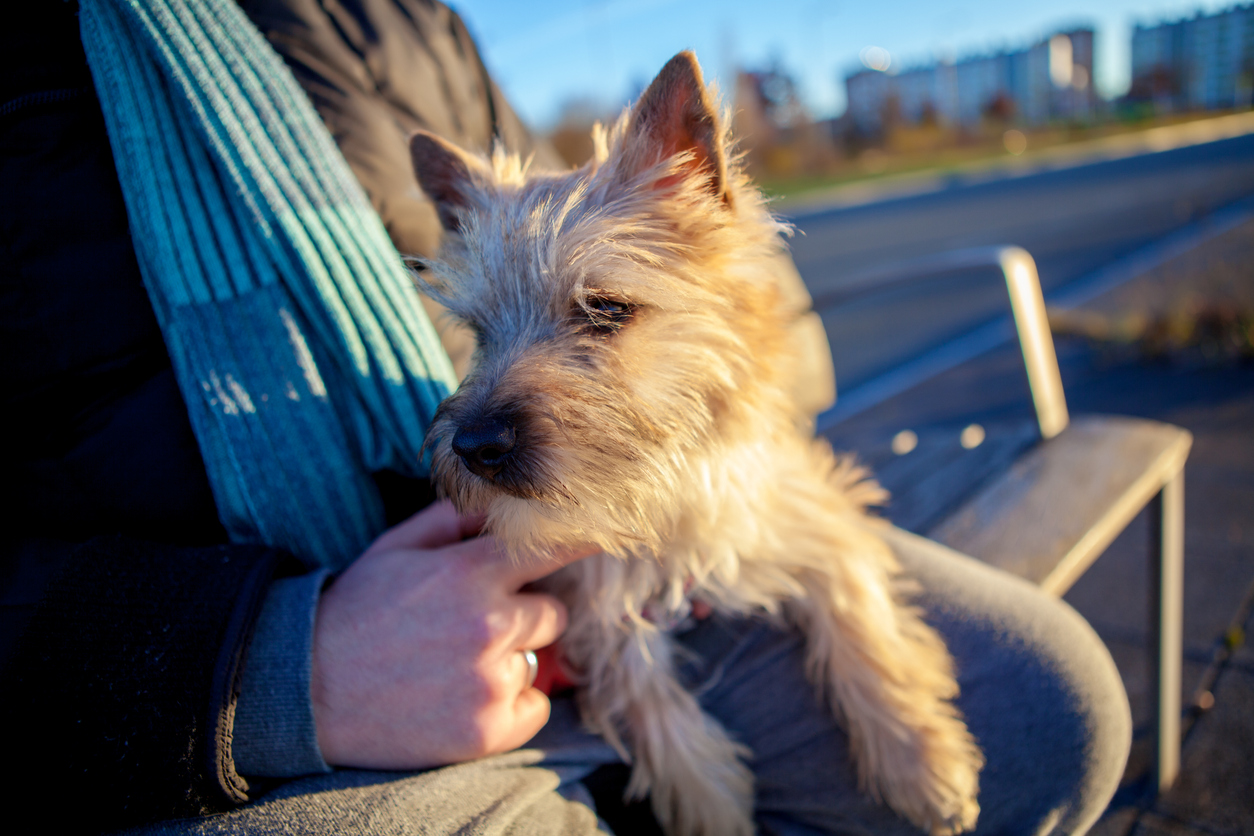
left=1, top=537, right=284, bottom=831
left=240, top=0, right=564, bottom=378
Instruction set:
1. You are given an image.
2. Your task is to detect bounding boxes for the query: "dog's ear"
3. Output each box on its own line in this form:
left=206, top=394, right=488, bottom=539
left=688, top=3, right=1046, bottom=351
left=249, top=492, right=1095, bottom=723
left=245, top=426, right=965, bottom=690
left=410, top=131, right=487, bottom=232
left=621, top=51, right=730, bottom=206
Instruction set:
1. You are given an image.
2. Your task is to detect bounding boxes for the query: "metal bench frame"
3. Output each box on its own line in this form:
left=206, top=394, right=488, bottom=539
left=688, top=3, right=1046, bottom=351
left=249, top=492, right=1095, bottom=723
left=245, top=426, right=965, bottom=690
left=816, top=245, right=1189, bottom=791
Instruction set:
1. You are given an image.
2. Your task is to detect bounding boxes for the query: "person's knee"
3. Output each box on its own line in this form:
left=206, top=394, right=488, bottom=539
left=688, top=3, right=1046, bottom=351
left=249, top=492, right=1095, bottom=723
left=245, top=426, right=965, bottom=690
left=889, top=527, right=1131, bottom=832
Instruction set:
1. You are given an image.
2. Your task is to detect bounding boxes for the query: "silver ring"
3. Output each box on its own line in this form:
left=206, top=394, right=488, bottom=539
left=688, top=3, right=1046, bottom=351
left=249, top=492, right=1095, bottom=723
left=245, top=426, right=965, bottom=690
left=522, top=649, right=539, bottom=689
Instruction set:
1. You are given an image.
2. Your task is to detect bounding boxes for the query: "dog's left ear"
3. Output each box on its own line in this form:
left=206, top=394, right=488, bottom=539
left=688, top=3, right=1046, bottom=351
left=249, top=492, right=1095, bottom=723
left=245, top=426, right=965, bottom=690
left=620, top=51, right=731, bottom=206
left=410, top=131, right=488, bottom=232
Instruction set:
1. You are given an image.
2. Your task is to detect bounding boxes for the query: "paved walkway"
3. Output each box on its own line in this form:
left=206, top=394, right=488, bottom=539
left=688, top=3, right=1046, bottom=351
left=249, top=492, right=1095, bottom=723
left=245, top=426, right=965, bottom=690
left=823, top=219, right=1254, bottom=834
left=1060, top=219, right=1254, bottom=836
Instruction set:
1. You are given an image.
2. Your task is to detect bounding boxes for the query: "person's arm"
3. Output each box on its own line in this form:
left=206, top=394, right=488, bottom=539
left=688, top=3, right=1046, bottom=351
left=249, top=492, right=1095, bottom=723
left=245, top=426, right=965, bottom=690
left=232, top=571, right=335, bottom=778
left=2, top=6, right=585, bottom=828
left=240, top=0, right=565, bottom=379
left=311, top=500, right=593, bottom=769
left=230, top=495, right=590, bottom=776
left=0, top=535, right=284, bottom=832
left=1, top=505, right=590, bottom=834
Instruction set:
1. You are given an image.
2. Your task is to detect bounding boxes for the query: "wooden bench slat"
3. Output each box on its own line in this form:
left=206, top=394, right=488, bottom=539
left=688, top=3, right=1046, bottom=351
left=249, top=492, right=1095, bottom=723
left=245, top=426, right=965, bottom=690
left=826, top=420, right=1040, bottom=534
left=885, top=422, right=1040, bottom=534
left=926, top=415, right=1193, bottom=594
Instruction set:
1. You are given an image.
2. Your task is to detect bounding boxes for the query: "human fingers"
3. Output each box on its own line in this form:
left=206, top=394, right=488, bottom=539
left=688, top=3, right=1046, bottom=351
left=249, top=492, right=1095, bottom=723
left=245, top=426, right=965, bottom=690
left=481, top=680, right=553, bottom=756
left=444, top=534, right=599, bottom=589
left=366, top=500, right=487, bottom=555
left=511, top=678, right=551, bottom=734
left=503, top=542, right=602, bottom=586
left=448, top=641, right=552, bottom=757
left=497, top=592, right=568, bottom=656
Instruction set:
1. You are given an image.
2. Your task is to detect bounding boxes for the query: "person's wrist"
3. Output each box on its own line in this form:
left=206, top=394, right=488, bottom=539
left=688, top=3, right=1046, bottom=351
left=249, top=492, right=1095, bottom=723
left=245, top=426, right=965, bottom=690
left=233, top=571, right=333, bottom=777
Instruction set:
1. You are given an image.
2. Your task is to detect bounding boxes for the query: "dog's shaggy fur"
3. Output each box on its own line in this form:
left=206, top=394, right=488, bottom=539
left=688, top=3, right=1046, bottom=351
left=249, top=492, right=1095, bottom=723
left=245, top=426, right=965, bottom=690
left=410, top=52, right=983, bottom=836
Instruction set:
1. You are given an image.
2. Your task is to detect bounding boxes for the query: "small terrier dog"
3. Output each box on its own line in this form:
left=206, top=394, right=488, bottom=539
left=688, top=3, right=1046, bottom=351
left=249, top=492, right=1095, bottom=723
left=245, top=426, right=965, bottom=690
left=410, top=52, right=983, bottom=836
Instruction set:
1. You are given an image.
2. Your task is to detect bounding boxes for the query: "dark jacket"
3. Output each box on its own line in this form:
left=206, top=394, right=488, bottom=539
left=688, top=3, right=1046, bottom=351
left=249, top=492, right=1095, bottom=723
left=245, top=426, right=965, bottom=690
left=0, top=1, right=552, bottom=829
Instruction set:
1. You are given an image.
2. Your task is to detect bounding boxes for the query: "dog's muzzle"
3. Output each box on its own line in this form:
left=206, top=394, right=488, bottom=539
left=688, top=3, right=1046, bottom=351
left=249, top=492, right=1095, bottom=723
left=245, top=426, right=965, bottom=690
left=451, top=416, right=516, bottom=480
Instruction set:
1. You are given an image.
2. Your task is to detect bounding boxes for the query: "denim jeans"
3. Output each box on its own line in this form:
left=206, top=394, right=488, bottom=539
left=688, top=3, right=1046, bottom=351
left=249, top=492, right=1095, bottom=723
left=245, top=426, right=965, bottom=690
left=132, top=528, right=1130, bottom=836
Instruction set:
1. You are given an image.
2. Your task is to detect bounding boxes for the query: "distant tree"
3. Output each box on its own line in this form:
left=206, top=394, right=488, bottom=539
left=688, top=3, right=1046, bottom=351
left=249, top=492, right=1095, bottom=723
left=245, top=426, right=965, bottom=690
left=919, top=100, right=940, bottom=127
left=983, top=91, right=1015, bottom=123
left=1128, top=64, right=1179, bottom=104
left=879, top=93, right=902, bottom=134
left=547, top=97, right=611, bottom=167
left=741, top=61, right=809, bottom=132
left=732, top=60, right=840, bottom=180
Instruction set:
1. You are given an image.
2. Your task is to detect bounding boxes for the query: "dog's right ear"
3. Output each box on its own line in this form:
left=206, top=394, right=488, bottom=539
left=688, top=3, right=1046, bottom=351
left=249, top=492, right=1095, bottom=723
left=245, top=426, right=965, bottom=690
left=618, top=51, right=731, bottom=207
left=410, top=131, right=485, bottom=232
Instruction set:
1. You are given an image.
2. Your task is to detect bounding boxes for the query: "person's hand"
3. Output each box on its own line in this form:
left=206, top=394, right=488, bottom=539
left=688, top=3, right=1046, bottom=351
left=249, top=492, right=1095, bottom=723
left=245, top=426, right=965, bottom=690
left=310, top=500, right=594, bottom=769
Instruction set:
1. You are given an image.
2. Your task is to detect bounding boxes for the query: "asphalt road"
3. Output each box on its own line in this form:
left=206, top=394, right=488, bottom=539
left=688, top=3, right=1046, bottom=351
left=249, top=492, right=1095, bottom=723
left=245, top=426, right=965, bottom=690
left=785, top=130, right=1254, bottom=392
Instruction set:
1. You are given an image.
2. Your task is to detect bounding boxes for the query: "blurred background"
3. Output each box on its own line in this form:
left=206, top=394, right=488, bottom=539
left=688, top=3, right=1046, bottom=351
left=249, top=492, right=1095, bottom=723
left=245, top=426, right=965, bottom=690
left=450, top=0, right=1254, bottom=394
left=453, top=0, right=1247, bottom=188
left=445, top=2, right=1254, bottom=834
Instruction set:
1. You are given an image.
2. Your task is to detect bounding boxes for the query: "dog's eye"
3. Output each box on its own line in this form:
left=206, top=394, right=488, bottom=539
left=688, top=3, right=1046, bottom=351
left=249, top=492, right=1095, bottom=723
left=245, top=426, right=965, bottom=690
left=581, top=295, right=635, bottom=333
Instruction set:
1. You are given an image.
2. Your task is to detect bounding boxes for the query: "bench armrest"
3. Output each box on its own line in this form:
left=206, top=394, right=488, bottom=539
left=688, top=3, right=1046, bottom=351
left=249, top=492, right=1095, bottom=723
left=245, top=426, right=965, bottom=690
left=812, top=245, right=1069, bottom=439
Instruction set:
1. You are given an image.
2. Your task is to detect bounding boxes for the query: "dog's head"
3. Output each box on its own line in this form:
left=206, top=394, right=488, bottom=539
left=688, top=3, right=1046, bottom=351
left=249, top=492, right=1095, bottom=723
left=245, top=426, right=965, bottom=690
left=410, top=52, right=797, bottom=556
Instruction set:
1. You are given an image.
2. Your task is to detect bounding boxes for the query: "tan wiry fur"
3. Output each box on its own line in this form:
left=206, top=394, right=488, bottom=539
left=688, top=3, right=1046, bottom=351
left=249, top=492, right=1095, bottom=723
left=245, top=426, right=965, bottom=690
left=410, top=51, right=983, bottom=836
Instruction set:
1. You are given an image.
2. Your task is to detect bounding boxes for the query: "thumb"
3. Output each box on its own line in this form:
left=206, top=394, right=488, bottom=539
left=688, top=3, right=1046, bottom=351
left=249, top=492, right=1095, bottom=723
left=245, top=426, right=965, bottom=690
left=366, top=500, right=487, bottom=555
left=507, top=543, right=602, bottom=585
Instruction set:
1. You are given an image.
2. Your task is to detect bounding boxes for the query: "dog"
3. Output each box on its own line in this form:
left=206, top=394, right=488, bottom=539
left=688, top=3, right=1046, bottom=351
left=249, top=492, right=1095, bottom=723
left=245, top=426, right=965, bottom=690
left=409, top=51, right=983, bottom=836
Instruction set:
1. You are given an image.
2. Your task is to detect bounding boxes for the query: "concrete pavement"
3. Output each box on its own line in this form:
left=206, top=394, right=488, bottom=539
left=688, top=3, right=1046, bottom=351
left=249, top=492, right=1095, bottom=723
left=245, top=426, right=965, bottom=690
left=787, top=131, right=1254, bottom=393
left=1063, top=219, right=1254, bottom=836
left=821, top=214, right=1254, bottom=834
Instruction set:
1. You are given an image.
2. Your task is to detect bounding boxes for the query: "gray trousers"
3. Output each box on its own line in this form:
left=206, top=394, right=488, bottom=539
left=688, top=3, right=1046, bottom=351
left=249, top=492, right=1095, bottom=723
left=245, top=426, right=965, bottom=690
left=132, top=529, right=1131, bottom=835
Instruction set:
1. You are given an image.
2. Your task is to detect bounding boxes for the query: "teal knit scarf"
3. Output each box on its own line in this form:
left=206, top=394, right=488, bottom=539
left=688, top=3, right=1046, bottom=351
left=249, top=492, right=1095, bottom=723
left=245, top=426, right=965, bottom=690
left=79, top=0, right=458, bottom=568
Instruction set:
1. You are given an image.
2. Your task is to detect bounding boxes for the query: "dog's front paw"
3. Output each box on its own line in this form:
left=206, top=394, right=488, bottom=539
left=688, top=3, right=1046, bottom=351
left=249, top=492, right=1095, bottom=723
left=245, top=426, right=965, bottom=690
left=918, top=777, right=980, bottom=836
left=883, top=713, right=982, bottom=836
left=650, top=760, right=756, bottom=836
left=928, top=798, right=980, bottom=836
left=634, top=713, right=755, bottom=836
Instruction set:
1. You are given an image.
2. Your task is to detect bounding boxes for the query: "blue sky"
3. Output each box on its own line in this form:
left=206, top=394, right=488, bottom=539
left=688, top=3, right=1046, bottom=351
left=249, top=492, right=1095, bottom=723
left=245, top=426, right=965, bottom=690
left=448, top=0, right=1237, bottom=128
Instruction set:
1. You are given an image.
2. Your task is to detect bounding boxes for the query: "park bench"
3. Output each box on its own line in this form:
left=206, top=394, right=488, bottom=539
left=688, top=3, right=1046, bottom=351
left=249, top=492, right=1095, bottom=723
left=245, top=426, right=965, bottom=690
left=813, top=246, right=1193, bottom=792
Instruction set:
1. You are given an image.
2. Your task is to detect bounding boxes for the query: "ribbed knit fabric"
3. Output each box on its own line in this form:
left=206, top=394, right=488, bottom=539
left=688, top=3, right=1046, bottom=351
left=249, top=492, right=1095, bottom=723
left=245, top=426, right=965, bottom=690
left=232, top=571, right=333, bottom=778
left=79, top=0, right=456, bottom=569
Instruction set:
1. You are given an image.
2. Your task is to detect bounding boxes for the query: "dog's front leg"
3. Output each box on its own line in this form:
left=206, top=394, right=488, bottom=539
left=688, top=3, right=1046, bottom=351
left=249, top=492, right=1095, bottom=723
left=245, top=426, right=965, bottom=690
left=783, top=554, right=983, bottom=836
left=567, top=613, right=754, bottom=836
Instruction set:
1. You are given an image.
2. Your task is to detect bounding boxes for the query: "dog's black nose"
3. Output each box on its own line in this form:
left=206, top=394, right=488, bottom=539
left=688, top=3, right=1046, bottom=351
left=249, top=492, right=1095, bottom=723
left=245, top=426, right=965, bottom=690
left=451, top=417, right=516, bottom=480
